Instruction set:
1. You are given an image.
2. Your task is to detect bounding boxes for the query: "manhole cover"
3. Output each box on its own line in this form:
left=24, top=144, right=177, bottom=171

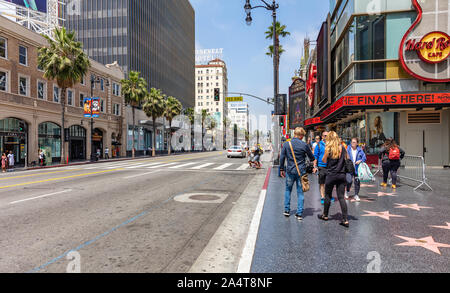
left=189, top=195, right=221, bottom=201
left=174, top=193, right=228, bottom=204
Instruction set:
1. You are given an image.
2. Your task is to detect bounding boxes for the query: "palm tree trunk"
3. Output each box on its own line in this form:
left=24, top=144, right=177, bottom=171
left=168, top=119, right=172, bottom=155
left=132, top=107, right=135, bottom=158
left=152, top=117, right=156, bottom=157
left=60, top=87, right=66, bottom=165
left=201, top=121, right=204, bottom=151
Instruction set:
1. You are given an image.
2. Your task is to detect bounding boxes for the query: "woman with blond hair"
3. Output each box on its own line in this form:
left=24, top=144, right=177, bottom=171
left=317, top=131, right=350, bottom=228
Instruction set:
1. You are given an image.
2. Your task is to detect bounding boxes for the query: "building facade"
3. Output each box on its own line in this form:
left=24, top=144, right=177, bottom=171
left=64, top=0, right=195, bottom=155
left=0, top=16, right=126, bottom=166
left=195, top=59, right=229, bottom=130
left=300, top=0, right=450, bottom=167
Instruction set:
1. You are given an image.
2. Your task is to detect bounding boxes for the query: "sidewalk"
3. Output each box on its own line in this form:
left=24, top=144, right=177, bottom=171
left=250, top=169, right=450, bottom=273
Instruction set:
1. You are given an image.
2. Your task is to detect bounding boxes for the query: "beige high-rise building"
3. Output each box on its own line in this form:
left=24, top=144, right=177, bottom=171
left=195, top=59, right=228, bottom=130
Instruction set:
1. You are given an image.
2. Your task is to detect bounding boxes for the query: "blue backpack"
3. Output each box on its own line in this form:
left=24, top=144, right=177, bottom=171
left=358, top=163, right=375, bottom=182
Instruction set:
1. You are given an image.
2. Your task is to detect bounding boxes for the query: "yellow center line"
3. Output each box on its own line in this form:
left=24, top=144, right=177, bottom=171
left=0, top=170, right=81, bottom=181
left=0, top=169, right=124, bottom=190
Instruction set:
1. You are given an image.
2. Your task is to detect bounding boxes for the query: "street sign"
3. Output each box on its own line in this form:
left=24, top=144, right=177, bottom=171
left=226, top=96, right=243, bottom=102
left=275, top=94, right=287, bottom=115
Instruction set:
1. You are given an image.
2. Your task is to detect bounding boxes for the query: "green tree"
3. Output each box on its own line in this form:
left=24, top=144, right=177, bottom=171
left=143, top=88, right=166, bottom=157
left=201, top=109, right=208, bottom=151
left=265, top=22, right=290, bottom=71
left=183, top=108, right=195, bottom=152
left=121, top=71, right=148, bottom=158
left=38, top=27, right=90, bottom=164
left=165, top=96, right=182, bottom=155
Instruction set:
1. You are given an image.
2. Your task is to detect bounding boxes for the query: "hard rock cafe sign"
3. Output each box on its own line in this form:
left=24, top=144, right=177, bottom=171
left=399, top=0, right=450, bottom=82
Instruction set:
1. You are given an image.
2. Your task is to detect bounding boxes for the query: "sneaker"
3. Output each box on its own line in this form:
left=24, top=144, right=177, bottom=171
left=354, top=195, right=361, bottom=202
left=283, top=211, right=290, bottom=217
left=380, top=182, right=388, bottom=187
left=344, top=191, right=349, bottom=200
left=392, top=184, right=397, bottom=189
left=295, top=214, right=303, bottom=221
left=321, top=198, right=324, bottom=205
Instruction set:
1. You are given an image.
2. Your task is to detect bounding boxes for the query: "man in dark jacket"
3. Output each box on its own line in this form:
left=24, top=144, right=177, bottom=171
left=280, top=127, right=315, bottom=221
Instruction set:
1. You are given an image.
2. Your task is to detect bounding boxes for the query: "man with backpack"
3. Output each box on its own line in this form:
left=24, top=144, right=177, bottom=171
left=346, top=138, right=367, bottom=201
left=379, top=138, right=405, bottom=189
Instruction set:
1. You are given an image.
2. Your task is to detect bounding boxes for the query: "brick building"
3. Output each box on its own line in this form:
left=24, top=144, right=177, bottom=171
left=0, top=16, right=126, bottom=166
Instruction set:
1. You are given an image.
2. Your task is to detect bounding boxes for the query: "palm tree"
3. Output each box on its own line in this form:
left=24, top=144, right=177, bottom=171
left=38, top=27, right=90, bottom=164
left=121, top=71, right=147, bottom=158
left=223, top=117, right=231, bottom=149
left=265, top=22, right=290, bottom=73
left=165, top=96, right=182, bottom=155
left=143, top=88, right=166, bottom=157
left=201, top=109, right=208, bottom=151
left=183, top=108, right=195, bottom=152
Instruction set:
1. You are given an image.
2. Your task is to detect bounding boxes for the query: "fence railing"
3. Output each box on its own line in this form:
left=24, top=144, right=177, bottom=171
left=372, top=155, right=433, bottom=191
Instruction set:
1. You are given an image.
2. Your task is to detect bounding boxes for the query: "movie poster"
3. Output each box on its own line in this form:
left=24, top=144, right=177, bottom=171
left=289, top=78, right=306, bottom=129
left=5, top=0, right=47, bottom=13
left=367, top=112, right=395, bottom=154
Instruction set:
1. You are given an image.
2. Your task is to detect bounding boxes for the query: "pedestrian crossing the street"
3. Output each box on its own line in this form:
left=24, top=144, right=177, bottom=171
left=67, top=161, right=254, bottom=172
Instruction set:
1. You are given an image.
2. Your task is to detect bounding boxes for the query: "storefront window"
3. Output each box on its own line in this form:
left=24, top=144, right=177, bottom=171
left=355, top=14, right=385, bottom=61
left=38, top=122, right=61, bottom=164
left=367, top=112, right=395, bottom=155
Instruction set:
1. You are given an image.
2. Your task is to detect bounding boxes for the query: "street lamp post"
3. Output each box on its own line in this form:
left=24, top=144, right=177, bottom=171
left=90, top=75, right=110, bottom=161
left=244, top=0, right=281, bottom=164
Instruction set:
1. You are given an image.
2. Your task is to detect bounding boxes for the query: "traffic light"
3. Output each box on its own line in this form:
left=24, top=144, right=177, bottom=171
left=279, top=116, right=284, bottom=127
left=19, top=122, right=25, bottom=132
left=214, top=88, right=220, bottom=101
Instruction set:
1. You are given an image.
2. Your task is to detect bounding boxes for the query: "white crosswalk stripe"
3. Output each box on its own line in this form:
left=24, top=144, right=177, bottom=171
left=214, top=163, right=233, bottom=170
left=147, top=163, right=177, bottom=169
left=190, top=163, right=214, bottom=170
left=169, top=162, right=198, bottom=169
left=125, top=162, right=162, bottom=169
left=236, top=164, right=249, bottom=170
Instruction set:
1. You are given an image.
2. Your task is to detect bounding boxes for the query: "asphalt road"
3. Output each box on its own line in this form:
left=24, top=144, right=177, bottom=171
left=0, top=151, right=263, bottom=273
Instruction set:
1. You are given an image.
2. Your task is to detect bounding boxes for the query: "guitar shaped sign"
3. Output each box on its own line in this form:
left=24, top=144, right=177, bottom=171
left=399, top=0, right=450, bottom=83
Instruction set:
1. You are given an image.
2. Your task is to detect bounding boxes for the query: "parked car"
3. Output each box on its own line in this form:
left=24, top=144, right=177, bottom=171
left=227, top=146, right=246, bottom=158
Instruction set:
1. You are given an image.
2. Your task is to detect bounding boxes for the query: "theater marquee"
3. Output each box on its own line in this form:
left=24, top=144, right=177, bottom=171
left=399, top=0, right=450, bottom=82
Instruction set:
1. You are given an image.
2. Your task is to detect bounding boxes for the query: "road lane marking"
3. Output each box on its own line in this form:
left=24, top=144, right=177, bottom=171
left=169, top=162, right=198, bottom=169
left=214, top=163, right=233, bottom=170
left=9, top=189, right=73, bottom=205
left=147, top=163, right=177, bottom=169
left=123, top=171, right=160, bottom=179
left=191, top=163, right=214, bottom=170
left=0, top=169, right=124, bottom=190
left=125, top=162, right=165, bottom=169
left=0, top=170, right=80, bottom=181
left=237, top=164, right=249, bottom=170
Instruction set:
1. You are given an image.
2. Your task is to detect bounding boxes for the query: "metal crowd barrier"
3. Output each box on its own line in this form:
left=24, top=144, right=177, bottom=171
left=399, top=155, right=433, bottom=191
left=373, top=155, right=432, bottom=191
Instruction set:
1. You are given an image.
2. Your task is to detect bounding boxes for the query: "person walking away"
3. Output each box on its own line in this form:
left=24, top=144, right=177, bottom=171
left=317, top=131, right=350, bottom=228
left=1, top=153, right=7, bottom=173
left=280, top=128, right=315, bottom=221
left=7, top=151, right=14, bottom=172
left=346, top=138, right=366, bottom=201
left=379, top=138, right=405, bottom=189
left=314, top=132, right=334, bottom=205
left=105, top=147, right=110, bottom=160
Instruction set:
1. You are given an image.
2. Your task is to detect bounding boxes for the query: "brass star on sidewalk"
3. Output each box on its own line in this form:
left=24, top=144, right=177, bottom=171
left=395, top=235, right=450, bottom=255
left=394, top=203, right=433, bottom=211
left=369, top=191, right=397, bottom=197
left=429, top=222, right=450, bottom=230
left=362, top=210, right=405, bottom=220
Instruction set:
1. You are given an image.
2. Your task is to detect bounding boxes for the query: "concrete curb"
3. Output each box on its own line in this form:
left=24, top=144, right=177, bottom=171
left=188, top=154, right=272, bottom=273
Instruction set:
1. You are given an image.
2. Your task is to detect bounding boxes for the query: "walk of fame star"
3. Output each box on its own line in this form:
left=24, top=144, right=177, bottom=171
left=360, top=184, right=375, bottom=188
left=394, top=203, right=433, bottom=211
left=362, top=210, right=405, bottom=220
left=369, top=191, right=397, bottom=197
left=395, top=235, right=450, bottom=255
left=350, top=197, right=375, bottom=202
left=429, top=222, right=450, bottom=230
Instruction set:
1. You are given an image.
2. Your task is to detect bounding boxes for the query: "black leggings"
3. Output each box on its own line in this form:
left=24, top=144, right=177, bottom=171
left=382, top=161, right=400, bottom=185
left=347, top=176, right=360, bottom=195
left=323, top=173, right=348, bottom=222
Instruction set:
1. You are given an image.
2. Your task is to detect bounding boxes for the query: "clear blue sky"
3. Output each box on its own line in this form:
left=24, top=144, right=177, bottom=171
left=190, top=0, right=329, bottom=132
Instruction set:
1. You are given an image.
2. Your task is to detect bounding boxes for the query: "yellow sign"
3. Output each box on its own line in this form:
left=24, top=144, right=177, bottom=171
left=406, top=31, right=450, bottom=64
left=226, top=97, right=243, bottom=102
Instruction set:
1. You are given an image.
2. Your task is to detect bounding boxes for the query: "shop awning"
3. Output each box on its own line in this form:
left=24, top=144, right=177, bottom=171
left=320, top=92, right=450, bottom=122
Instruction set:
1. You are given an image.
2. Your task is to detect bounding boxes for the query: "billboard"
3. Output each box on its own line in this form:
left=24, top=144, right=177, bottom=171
left=289, top=78, right=306, bottom=129
left=3, top=0, right=47, bottom=13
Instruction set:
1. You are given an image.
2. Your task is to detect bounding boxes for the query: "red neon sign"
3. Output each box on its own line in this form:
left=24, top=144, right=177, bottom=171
left=306, top=64, right=317, bottom=108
